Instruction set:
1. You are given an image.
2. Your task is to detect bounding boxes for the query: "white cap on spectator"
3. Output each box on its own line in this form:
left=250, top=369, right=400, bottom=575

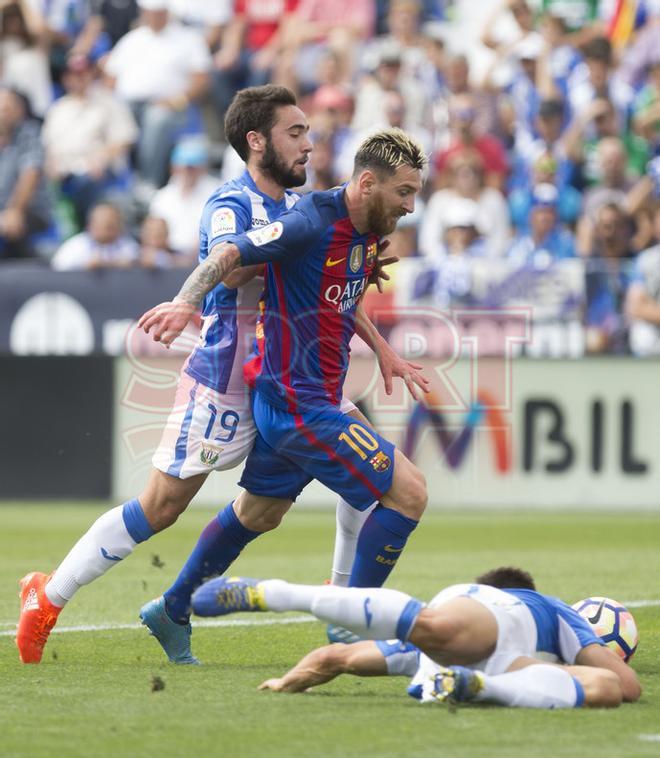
left=137, top=0, right=169, bottom=10
left=444, top=198, right=481, bottom=231
left=513, top=33, right=545, bottom=61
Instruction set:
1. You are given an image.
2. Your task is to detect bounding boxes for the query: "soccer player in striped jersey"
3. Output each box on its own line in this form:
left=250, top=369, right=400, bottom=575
left=138, top=128, right=430, bottom=661
left=15, top=87, right=423, bottom=665
left=191, top=567, right=642, bottom=709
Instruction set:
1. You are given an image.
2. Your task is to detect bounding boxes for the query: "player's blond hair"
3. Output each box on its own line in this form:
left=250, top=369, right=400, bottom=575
left=353, top=128, right=427, bottom=177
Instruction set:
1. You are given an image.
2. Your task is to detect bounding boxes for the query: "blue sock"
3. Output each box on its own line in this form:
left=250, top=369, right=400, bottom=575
left=348, top=504, right=418, bottom=588
left=122, top=498, right=154, bottom=543
left=164, top=502, right=261, bottom=624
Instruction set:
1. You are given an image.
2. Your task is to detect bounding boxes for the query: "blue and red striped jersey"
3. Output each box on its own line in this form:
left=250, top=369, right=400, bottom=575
left=184, top=169, right=299, bottom=393
left=229, top=185, right=379, bottom=412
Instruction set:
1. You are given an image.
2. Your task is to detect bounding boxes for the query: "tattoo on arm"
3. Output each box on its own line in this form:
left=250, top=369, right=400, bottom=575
left=174, top=243, right=241, bottom=307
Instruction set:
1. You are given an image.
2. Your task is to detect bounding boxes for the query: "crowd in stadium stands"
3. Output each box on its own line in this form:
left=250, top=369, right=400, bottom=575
left=2, top=0, right=660, bottom=355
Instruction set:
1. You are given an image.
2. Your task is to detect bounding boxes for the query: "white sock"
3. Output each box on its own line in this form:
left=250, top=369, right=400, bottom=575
left=45, top=506, right=138, bottom=607
left=330, top=498, right=375, bottom=586
left=260, top=580, right=424, bottom=640
left=476, top=665, right=581, bottom=709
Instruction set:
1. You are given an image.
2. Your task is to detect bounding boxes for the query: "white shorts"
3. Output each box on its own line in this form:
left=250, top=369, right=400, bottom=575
left=410, top=584, right=538, bottom=687
left=153, top=372, right=255, bottom=479
left=153, top=371, right=359, bottom=480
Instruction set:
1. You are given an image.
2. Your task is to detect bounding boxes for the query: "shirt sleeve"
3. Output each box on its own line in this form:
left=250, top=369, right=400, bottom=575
left=202, top=193, right=253, bottom=256
left=228, top=206, right=321, bottom=265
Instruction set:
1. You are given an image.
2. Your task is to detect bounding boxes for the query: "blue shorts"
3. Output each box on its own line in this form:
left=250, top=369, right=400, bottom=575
left=238, top=392, right=395, bottom=509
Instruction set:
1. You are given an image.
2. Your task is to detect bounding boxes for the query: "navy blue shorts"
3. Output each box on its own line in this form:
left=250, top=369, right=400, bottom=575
left=238, top=392, right=395, bottom=509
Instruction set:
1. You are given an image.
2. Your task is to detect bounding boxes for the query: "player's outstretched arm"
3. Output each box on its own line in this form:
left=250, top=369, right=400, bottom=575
left=259, top=641, right=389, bottom=693
left=355, top=303, right=430, bottom=400
left=575, top=643, right=642, bottom=703
left=138, top=243, right=242, bottom=346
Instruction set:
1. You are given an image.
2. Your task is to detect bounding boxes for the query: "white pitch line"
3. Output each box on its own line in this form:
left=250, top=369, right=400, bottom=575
left=2, top=599, right=659, bottom=638
left=624, top=599, right=660, bottom=608
left=0, top=615, right=315, bottom=637
left=639, top=735, right=660, bottom=743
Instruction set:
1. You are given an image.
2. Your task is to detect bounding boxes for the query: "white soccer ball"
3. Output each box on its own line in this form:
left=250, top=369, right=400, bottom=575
left=572, top=596, right=639, bottom=662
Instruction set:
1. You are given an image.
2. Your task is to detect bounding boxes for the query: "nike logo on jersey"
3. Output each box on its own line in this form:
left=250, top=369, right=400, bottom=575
left=383, top=545, right=404, bottom=553
left=325, top=256, right=346, bottom=267
left=363, top=597, right=373, bottom=628
left=587, top=598, right=607, bottom=625
left=100, top=547, right=123, bottom=562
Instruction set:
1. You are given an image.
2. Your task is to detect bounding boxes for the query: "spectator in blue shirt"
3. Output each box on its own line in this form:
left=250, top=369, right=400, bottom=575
left=507, top=183, right=576, bottom=267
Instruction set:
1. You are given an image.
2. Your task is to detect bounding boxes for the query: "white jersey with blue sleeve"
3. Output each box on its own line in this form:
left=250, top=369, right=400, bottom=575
left=151, top=170, right=300, bottom=479
left=184, top=169, right=299, bottom=394
left=504, top=588, right=604, bottom=664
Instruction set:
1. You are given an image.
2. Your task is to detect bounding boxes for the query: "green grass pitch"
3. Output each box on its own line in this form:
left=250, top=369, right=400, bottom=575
left=2, top=504, right=660, bottom=758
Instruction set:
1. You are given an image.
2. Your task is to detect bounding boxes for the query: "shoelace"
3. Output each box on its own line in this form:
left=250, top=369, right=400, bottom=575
left=217, top=586, right=249, bottom=610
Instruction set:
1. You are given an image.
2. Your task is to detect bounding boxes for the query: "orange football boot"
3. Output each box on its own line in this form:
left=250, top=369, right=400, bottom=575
left=16, top=572, right=63, bottom=663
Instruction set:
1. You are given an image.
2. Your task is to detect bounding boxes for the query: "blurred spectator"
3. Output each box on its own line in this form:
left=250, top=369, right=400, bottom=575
left=51, top=202, right=137, bottom=269
left=566, top=37, right=634, bottom=126
left=277, top=0, right=376, bottom=93
left=576, top=136, right=653, bottom=254
left=504, top=33, right=548, bottom=145
left=137, top=214, right=190, bottom=268
left=96, top=0, right=139, bottom=47
left=103, top=0, right=211, bottom=189
left=511, top=97, right=574, bottom=190
left=433, top=92, right=509, bottom=190
left=305, top=130, right=337, bottom=190
left=563, top=97, right=649, bottom=186
left=421, top=153, right=510, bottom=258
left=0, top=86, right=50, bottom=258
left=619, top=10, right=660, bottom=88
left=211, top=0, right=296, bottom=122
left=149, top=137, right=219, bottom=256
left=626, top=204, right=660, bottom=355
left=537, top=13, right=582, bottom=99
left=481, top=1, right=536, bottom=53
left=29, top=0, right=111, bottom=80
left=42, top=53, right=138, bottom=229
left=352, top=40, right=427, bottom=134
left=583, top=203, right=635, bottom=353
left=507, top=183, right=576, bottom=265
left=168, top=0, right=232, bottom=46
left=510, top=150, right=582, bottom=233
left=0, top=0, right=51, bottom=117
left=365, top=0, right=427, bottom=82
left=432, top=53, right=500, bottom=148
left=631, top=59, right=660, bottom=155
left=440, top=197, right=488, bottom=257
left=583, top=202, right=635, bottom=259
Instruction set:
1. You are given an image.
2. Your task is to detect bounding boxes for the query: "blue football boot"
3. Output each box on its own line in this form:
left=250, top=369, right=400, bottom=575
left=191, top=576, right=266, bottom=617
left=139, top=596, right=200, bottom=665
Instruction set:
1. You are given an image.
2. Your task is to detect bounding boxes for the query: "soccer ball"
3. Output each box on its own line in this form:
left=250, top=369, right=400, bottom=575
left=572, top=597, right=639, bottom=662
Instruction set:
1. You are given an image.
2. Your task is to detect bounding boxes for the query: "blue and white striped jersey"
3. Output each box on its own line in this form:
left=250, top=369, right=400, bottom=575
left=184, top=170, right=299, bottom=394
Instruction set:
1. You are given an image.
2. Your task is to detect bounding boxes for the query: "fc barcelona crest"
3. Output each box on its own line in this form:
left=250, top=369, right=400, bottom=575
left=366, top=242, right=377, bottom=265
left=200, top=440, right=223, bottom=466
left=349, top=244, right=363, bottom=273
left=369, top=451, right=391, bottom=472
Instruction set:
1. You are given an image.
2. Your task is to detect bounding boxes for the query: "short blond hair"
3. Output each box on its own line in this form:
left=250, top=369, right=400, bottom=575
left=353, top=128, right=427, bottom=177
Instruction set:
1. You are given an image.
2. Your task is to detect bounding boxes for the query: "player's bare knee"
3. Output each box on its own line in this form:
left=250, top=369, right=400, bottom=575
left=396, top=469, right=427, bottom=520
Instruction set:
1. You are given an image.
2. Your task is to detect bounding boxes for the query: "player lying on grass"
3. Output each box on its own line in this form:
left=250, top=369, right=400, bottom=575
left=15, top=87, right=426, bottom=665
left=190, top=567, right=641, bottom=708
left=135, top=129, right=431, bottom=664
